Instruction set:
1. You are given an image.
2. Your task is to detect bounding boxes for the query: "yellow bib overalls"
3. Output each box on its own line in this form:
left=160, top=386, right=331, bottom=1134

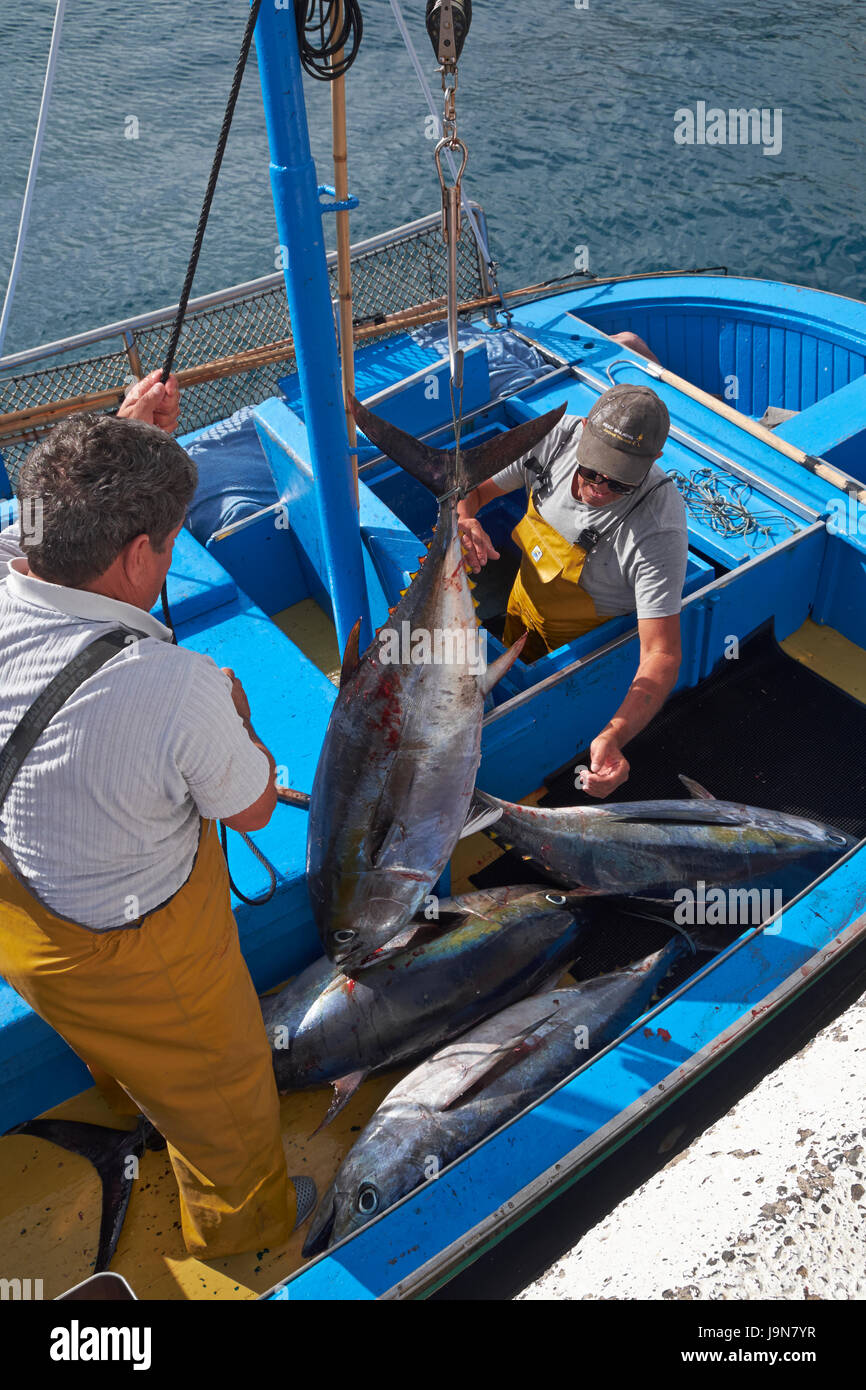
left=0, top=788, right=294, bottom=1260
left=502, top=490, right=607, bottom=663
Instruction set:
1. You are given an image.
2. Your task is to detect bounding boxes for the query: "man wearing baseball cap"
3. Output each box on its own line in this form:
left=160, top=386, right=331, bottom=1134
left=458, top=383, right=687, bottom=798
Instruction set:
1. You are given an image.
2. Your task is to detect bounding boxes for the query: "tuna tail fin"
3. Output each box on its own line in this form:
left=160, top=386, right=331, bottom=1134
left=349, top=393, right=567, bottom=500
left=6, top=1116, right=162, bottom=1271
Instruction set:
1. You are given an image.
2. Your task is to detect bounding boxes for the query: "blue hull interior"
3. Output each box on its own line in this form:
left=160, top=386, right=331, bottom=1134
left=2, top=274, right=865, bottom=1298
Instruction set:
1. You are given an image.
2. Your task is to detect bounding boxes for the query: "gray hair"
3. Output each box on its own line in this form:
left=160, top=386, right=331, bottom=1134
left=17, top=413, right=198, bottom=587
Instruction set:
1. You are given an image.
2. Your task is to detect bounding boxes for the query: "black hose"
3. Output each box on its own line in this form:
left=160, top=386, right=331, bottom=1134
left=294, top=0, right=363, bottom=80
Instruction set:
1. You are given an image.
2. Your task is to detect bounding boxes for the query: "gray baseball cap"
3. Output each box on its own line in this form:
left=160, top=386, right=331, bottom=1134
left=576, top=384, right=670, bottom=486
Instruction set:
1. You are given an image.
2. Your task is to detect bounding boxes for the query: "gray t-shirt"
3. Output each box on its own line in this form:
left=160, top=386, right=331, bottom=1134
left=492, top=415, right=688, bottom=619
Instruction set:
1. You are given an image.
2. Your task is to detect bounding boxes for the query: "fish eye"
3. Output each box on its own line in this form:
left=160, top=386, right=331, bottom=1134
left=357, top=1183, right=379, bottom=1215
left=334, top=929, right=357, bottom=944
left=545, top=893, right=566, bottom=906
left=828, top=833, right=847, bottom=846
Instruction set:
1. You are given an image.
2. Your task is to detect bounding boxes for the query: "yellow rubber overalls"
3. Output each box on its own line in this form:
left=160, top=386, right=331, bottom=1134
left=502, top=490, right=607, bottom=662
left=0, top=756, right=294, bottom=1261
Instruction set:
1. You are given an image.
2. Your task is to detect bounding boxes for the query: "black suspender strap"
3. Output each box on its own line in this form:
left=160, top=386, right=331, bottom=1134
left=0, top=628, right=140, bottom=813
left=527, top=420, right=582, bottom=505
left=577, top=474, right=673, bottom=554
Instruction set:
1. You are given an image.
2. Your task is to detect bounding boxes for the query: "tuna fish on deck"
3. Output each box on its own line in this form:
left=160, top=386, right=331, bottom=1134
left=303, top=938, right=688, bottom=1255
left=261, top=884, right=594, bottom=1120
left=472, top=776, right=853, bottom=897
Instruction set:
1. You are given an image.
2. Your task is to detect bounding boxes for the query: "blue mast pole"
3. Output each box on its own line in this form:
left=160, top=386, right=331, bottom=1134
left=252, top=1, right=370, bottom=653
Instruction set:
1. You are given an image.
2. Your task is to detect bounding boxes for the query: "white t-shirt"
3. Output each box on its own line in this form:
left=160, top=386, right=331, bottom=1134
left=492, top=415, right=688, bottom=619
left=0, top=543, right=269, bottom=929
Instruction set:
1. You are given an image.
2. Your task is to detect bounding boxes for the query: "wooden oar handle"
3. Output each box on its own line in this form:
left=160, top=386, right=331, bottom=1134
left=639, top=363, right=866, bottom=504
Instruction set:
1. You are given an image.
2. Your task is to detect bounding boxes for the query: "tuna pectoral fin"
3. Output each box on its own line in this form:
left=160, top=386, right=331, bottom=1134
left=340, top=618, right=363, bottom=689
left=459, top=802, right=503, bottom=838
left=678, top=774, right=717, bottom=800
left=302, top=1190, right=336, bottom=1259
left=6, top=1116, right=161, bottom=1271
left=349, top=392, right=567, bottom=498
left=440, top=1008, right=562, bottom=1111
left=313, top=1071, right=368, bottom=1135
left=479, top=633, right=527, bottom=695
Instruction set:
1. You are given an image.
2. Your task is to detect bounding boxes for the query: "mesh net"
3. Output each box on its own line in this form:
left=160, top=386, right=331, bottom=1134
left=0, top=212, right=490, bottom=485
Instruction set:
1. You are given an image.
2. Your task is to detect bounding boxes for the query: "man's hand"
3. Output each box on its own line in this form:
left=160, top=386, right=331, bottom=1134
left=118, top=369, right=181, bottom=433
left=459, top=516, right=500, bottom=573
left=222, top=667, right=252, bottom=726
left=579, top=731, right=630, bottom=798
left=577, top=617, right=681, bottom=799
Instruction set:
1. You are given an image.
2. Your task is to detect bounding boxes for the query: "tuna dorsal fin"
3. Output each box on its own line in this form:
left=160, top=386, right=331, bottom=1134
left=678, top=774, right=716, bottom=800
left=479, top=632, right=528, bottom=695
left=440, top=1006, right=563, bottom=1111
left=313, top=1070, right=368, bottom=1134
left=340, top=619, right=363, bottom=689
left=6, top=1116, right=161, bottom=1271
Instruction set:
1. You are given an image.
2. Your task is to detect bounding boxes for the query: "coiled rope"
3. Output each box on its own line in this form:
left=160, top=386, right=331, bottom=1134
left=669, top=468, right=798, bottom=549
left=295, top=0, right=363, bottom=80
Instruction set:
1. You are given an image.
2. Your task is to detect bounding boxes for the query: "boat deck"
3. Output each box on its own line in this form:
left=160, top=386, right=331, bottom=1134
left=1, top=617, right=863, bottom=1300
left=2, top=274, right=866, bottom=1299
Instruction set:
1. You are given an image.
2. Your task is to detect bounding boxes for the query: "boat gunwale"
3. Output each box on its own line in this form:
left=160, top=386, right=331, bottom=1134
left=563, top=270, right=866, bottom=326
left=0, top=205, right=491, bottom=373
left=263, top=828, right=866, bottom=1300
left=483, top=519, right=829, bottom=724
left=379, top=897, right=866, bottom=1300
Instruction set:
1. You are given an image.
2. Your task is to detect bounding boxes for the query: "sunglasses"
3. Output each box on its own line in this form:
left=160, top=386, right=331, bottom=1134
left=577, top=464, right=637, bottom=496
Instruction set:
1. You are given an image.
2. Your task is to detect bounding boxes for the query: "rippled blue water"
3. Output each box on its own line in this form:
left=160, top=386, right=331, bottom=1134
left=1, top=0, right=864, bottom=357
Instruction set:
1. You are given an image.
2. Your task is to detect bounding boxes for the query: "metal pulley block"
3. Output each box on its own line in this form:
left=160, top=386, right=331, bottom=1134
left=426, top=0, right=472, bottom=69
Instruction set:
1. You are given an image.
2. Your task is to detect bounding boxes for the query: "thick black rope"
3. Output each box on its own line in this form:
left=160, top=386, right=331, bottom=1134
left=158, top=0, right=289, bottom=898
left=158, top=3, right=265, bottom=644
left=160, top=0, right=265, bottom=386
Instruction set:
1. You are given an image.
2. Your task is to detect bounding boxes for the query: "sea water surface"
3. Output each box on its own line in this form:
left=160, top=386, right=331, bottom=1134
left=1, top=0, right=864, bottom=357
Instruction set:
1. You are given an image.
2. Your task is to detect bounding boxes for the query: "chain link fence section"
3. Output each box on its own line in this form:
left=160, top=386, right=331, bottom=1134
left=0, top=210, right=491, bottom=486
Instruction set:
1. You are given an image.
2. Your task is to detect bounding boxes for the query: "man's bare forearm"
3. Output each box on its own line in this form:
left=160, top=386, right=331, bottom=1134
left=602, top=651, right=680, bottom=748
left=244, top=717, right=277, bottom=787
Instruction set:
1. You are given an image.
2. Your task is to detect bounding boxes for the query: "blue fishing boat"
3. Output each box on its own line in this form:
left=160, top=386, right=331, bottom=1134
left=0, top=2, right=864, bottom=1301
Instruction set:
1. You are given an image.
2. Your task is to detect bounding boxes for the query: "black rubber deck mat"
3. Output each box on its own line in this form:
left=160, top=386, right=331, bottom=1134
left=470, top=621, right=865, bottom=987
left=547, top=620, right=866, bottom=835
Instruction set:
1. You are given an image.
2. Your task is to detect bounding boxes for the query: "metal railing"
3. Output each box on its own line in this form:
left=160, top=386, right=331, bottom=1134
left=0, top=204, right=494, bottom=483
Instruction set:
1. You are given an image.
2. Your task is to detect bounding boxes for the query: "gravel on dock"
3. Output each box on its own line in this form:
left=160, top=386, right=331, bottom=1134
left=517, top=993, right=866, bottom=1301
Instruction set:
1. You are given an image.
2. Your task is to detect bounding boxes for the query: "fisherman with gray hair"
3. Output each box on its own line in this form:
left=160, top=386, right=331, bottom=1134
left=0, top=380, right=312, bottom=1259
